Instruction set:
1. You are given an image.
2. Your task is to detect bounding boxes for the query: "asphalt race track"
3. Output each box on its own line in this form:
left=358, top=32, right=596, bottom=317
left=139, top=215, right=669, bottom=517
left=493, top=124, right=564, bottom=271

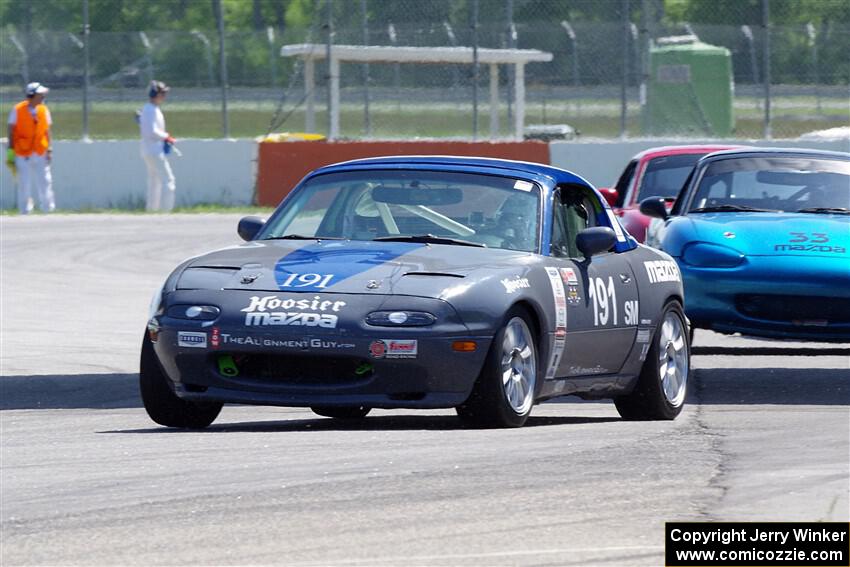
left=2, top=214, right=848, bottom=566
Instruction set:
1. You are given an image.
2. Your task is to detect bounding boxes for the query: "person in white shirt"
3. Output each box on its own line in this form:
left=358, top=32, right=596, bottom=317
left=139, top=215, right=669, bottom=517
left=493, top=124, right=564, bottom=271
left=7, top=82, right=56, bottom=214
left=139, top=81, right=176, bottom=212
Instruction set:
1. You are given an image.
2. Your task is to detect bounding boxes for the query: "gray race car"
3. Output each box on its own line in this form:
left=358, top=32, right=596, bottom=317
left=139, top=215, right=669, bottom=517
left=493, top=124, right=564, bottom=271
left=142, top=156, right=690, bottom=428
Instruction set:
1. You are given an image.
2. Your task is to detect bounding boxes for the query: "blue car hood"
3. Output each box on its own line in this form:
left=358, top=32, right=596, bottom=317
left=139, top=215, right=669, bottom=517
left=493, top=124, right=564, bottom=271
left=177, top=239, right=532, bottom=297
left=689, top=212, right=849, bottom=258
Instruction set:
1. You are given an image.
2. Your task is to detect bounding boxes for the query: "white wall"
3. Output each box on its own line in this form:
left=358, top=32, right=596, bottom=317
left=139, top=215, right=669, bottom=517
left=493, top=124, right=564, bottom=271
left=2, top=137, right=847, bottom=211
left=550, top=138, right=850, bottom=189
left=1, top=139, right=257, bottom=211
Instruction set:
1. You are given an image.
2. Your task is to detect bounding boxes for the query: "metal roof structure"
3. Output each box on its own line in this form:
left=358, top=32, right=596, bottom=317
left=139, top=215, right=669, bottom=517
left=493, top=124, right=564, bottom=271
left=280, top=44, right=553, bottom=141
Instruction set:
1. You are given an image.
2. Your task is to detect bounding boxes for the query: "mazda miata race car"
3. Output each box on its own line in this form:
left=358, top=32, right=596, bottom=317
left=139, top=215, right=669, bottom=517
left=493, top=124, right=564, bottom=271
left=142, top=156, right=690, bottom=428
left=642, top=148, right=850, bottom=341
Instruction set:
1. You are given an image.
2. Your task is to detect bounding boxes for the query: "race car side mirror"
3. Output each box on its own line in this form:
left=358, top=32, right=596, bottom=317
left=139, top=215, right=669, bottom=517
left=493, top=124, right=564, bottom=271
left=576, top=227, right=616, bottom=258
left=238, top=216, right=265, bottom=241
left=639, top=198, right=669, bottom=220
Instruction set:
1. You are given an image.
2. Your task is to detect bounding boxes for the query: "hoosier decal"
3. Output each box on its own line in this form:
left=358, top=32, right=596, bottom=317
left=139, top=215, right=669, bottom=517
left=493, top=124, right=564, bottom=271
left=644, top=260, right=681, bottom=283
left=241, top=295, right=346, bottom=328
left=501, top=276, right=531, bottom=294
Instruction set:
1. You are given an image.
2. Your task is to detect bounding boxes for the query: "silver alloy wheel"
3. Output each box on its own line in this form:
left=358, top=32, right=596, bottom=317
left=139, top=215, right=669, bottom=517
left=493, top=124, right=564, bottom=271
left=657, top=310, right=689, bottom=407
left=500, top=317, right=536, bottom=414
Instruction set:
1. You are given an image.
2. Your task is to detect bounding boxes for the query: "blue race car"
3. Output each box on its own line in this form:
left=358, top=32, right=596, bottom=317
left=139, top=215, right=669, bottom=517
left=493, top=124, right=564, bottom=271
left=142, top=156, right=690, bottom=428
left=642, top=148, right=850, bottom=342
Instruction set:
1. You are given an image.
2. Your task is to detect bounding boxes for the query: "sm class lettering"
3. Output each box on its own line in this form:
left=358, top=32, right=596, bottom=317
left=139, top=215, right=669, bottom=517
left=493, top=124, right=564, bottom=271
left=587, top=276, right=639, bottom=327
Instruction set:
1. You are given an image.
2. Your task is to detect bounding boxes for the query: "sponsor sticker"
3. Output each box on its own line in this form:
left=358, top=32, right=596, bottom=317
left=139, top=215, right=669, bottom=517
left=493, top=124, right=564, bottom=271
left=568, top=365, right=609, bottom=375
left=177, top=331, right=207, bottom=348
left=559, top=267, right=578, bottom=285
left=217, top=333, right=355, bottom=349
left=544, top=267, right=568, bottom=380
left=636, top=329, right=651, bottom=343
left=559, top=268, right=581, bottom=305
left=501, top=276, right=531, bottom=294
left=369, top=340, right=386, bottom=358
left=644, top=260, right=681, bottom=284
left=513, top=180, right=534, bottom=192
left=369, top=339, right=418, bottom=359
left=241, top=295, right=346, bottom=328
left=211, top=327, right=221, bottom=349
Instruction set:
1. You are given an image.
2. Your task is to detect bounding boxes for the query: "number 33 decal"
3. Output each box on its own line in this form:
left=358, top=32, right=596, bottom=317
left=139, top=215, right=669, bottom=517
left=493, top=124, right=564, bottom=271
left=789, top=232, right=828, bottom=243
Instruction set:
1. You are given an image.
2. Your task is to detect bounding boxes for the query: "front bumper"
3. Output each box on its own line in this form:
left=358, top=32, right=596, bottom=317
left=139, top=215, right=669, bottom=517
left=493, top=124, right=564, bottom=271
left=150, top=290, right=493, bottom=408
left=678, top=254, right=850, bottom=341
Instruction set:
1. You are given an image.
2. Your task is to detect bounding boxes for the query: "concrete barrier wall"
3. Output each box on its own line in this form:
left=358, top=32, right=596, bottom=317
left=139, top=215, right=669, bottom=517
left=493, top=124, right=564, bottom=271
left=2, top=137, right=846, bottom=211
left=550, top=138, right=850, bottom=189
left=1, top=139, right=257, bottom=211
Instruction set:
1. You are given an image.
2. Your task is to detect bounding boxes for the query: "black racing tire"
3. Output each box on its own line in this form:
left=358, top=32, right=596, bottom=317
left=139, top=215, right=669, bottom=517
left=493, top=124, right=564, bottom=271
left=140, top=334, right=222, bottom=428
left=456, top=307, right=539, bottom=428
left=614, top=301, right=690, bottom=421
left=310, top=405, right=371, bottom=419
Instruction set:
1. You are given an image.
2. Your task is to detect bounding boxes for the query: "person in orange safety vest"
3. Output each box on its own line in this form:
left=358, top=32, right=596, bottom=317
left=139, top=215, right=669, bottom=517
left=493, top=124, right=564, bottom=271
left=6, top=82, right=56, bottom=214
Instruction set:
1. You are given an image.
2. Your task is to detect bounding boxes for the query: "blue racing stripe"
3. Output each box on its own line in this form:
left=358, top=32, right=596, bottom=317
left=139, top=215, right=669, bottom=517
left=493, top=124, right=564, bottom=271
left=274, top=241, right=425, bottom=291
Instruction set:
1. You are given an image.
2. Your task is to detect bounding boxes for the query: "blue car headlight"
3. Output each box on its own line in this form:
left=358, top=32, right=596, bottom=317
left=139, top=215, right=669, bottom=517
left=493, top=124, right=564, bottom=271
left=365, top=311, right=436, bottom=327
left=681, top=242, right=745, bottom=268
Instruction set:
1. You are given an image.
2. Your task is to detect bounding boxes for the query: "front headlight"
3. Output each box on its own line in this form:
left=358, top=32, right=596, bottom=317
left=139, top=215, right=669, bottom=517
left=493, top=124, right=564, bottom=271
left=167, top=304, right=221, bottom=320
left=681, top=242, right=745, bottom=268
left=365, top=311, right=436, bottom=327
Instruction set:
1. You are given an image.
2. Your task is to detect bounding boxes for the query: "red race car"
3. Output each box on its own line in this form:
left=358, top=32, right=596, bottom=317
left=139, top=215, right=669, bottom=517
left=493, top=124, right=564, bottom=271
left=599, top=145, right=740, bottom=242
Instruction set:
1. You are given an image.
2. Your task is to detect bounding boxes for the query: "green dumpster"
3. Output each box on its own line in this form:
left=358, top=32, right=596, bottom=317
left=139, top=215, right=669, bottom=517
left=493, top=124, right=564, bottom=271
left=644, top=39, right=734, bottom=137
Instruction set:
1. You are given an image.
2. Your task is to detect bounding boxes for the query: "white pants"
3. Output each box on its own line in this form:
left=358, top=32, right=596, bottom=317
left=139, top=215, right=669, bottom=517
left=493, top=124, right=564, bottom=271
left=142, top=153, right=176, bottom=212
left=16, top=153, right=55, bottom=214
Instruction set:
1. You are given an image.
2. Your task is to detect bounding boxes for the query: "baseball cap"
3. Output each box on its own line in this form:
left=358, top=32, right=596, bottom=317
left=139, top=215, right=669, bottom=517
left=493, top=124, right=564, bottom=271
left=26, top=82, right=49, bottom=96
left=148, top=80, right=170, bottom=98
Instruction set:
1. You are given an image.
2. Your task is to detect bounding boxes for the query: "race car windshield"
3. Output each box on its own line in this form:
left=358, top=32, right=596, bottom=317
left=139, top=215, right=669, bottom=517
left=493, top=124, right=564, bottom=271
left=637, top=154, right=704, bottom=201
left=687, top=156, right=850, bottom=213
left=259, top=170, right=542, bottom=252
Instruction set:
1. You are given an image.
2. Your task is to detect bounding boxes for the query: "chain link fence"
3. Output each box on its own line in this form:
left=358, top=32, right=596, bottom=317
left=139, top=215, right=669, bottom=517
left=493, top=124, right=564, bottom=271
left=1, top=0, right=847, bottom=141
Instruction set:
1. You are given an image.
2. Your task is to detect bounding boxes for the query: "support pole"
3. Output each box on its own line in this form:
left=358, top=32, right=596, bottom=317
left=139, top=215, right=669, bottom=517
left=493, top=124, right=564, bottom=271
left=329, top=55, right=340, bottom=139
left=304, top=58, right=315, bottom=133
left=471, top=0, right=479, bottom=141
left=489, top=63, right=499, bottom=140
left=362, top=0, right=371, bottom=137
left=506, top=0, right=514, bottom=126
left=214, top=0, right=230, bottom=138
left=82, top=0, right=90, bottom=140
left=762, top=0, right=771, bottom=139
left=620, top=0, right=629, bottom=139
left=325, top=0, right=334, bottom=139
left=514, top=63, right=525, bottom=140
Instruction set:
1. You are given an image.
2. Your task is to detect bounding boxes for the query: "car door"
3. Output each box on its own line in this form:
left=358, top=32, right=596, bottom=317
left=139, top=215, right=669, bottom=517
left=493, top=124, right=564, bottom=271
left=549, top=185, right=639, bottom=377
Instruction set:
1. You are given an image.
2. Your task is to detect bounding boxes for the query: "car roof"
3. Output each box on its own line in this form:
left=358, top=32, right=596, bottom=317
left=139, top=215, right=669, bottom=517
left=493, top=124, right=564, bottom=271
left=310, top=155, right=594, bottom=188
left=631, top=144, right=743, bottom=161
left=699, top=147, right=850, bottom=162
